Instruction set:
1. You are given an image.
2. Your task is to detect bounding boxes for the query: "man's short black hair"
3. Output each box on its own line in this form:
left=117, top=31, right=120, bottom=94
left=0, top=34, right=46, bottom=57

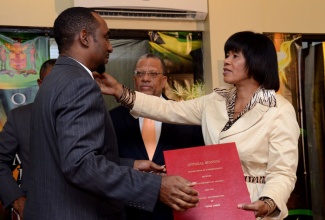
left=53, top=7, right=99, bottom=53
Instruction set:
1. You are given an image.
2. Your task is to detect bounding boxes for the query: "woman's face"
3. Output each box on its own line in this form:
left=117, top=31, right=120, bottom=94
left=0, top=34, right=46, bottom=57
left=223, top=50, right=250, bottom=85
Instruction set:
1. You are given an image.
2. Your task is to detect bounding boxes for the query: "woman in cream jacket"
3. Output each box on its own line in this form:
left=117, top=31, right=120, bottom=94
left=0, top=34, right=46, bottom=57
left=96, top=31, right=300, bottom=220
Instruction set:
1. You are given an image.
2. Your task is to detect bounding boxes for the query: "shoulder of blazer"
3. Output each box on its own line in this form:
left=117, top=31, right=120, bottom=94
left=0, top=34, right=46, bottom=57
left=46, top=56, right=94, bottom=94
left=56, top=56, right=81, bottom=66
left=109, top=105, right=129, bottom=117
left=275, top=94, right=291, bottom=108
left=54, top=56, right=90, bottom=77
left=109, top=105, right=136, bottom=125
left=11, top=103, right=33, bottom=118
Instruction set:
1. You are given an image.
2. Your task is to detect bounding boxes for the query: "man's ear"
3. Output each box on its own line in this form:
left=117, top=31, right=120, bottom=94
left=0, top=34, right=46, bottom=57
left=162, top=75, right=168, bottom=86
left=79, top=29, right=89, bottom=47
left=37, top=79, right=42, bottom=87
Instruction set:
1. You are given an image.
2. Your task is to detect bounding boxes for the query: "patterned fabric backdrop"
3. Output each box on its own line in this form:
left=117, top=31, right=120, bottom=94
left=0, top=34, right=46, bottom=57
left=0, top=34, right=49, bottom=131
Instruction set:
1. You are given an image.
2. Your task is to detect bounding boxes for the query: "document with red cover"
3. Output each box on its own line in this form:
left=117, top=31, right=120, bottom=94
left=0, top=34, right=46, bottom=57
left=163, top=142, right=255, bottom=220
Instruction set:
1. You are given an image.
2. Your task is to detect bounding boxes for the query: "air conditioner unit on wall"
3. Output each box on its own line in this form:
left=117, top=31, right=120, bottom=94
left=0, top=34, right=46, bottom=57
left=74, top=0, right=207, bottom=21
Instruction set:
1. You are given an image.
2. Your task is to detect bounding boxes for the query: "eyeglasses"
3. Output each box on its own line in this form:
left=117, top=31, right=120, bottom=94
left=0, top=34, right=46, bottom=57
left=134, top=70, right=163, bottom=78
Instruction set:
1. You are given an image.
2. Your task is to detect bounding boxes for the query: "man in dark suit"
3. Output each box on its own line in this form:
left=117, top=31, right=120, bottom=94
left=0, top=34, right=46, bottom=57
left=0, top=58, right=56, bottom=219
left=110, top=53, right=205, bottom=220
left=24, top=7, right=199, bottom=220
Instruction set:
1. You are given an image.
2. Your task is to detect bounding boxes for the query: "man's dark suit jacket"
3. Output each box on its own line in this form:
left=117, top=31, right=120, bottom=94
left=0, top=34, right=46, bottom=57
left=24, top=56, right=162, bottom=220
left=110, top=104, right=205, bottom=220
left=0, top=103, right=32, bottom=207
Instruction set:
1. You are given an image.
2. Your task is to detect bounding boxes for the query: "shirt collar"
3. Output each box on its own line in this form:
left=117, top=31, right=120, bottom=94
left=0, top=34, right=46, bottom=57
left=68, top=57, right=94, bottom=79
left=214, top=86, right=277, bottom=108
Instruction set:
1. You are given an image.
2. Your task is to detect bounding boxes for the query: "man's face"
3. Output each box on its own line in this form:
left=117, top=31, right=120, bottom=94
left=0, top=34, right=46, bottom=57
left=89, top=13, right=113, bottom=73
left=133, top=58, right=167, bottom=97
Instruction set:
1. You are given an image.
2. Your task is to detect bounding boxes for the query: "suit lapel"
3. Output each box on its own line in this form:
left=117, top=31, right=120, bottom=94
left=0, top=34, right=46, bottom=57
left=210, top=100, right=229, bottom=136
left=154, top=123, right=168, bottom=161
left=56, top=56, right=92, bottom=79
left=130, top=118, right=150, bottom=159
left=220, top=104, right=269, bottom=139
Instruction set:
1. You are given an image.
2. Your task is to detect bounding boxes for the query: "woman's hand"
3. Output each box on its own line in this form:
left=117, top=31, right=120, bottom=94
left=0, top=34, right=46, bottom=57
left=93, top=72, right=123, bottom=98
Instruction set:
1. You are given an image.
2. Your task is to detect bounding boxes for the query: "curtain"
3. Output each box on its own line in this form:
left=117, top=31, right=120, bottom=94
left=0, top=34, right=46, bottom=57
left=303, top=42, right=325, bottom=220
left=148, top=31, right=204, bottom=101
left=266, top=33, right=313, bottom=220
left=102, top=39, right=149, bottom=110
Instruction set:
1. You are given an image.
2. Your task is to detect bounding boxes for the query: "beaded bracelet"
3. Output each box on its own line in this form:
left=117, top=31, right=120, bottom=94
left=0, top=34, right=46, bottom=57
left=116, top=85, right=136, bottom=109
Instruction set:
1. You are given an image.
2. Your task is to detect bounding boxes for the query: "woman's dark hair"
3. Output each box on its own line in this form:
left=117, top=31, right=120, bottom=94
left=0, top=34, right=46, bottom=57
left=224, top=31, right=280, bottom=91
left=53, top=7, right=99, bottom=53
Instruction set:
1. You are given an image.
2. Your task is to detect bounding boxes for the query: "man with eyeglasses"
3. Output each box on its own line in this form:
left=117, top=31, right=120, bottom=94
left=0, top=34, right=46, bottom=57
left=109, top=53, right=205, bottom=220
